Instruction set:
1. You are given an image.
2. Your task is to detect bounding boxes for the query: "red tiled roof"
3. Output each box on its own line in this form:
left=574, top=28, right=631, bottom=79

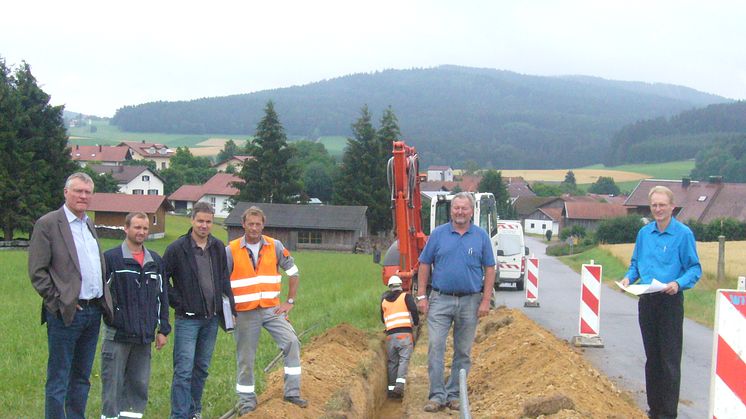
left=88, top=193, right=172, bottom=213
left=169, top=185, right=205, bottom=201
left=539, top=207, right=563, bottom=221
left=202, top=173, right=242, bottom=196
left=564, top=201, right=627, bottom=220
left=168, top=173, right=243, bottom=202
left=118, top=141, right=174, bottom=158
left=70, top=145, right=130, bottom=162
left=213, top=155, right=253, bottom=167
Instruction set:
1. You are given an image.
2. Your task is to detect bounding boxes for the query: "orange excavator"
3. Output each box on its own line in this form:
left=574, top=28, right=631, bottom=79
left=381, top=141, right=428, bottom=294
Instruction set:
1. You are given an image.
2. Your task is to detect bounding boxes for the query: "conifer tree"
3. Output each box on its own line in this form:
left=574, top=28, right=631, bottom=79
left=1, top=60, right=77, bottom=239
left=234, top=101, right=301, bottom=203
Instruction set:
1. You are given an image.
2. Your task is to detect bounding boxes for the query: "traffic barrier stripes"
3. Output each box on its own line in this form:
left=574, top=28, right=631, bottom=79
left=524, top=256, right=540, bottom=307
left=708, top=289, right=745, bottom=418
left=571, top=260, right=604, bottom=348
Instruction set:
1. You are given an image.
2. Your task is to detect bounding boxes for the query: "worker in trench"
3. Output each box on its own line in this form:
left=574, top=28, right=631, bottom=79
left=380, top=275, right=420, bottom=399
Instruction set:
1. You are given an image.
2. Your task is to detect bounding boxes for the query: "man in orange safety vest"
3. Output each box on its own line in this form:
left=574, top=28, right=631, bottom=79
left=381, top=275, right=419, bottom=399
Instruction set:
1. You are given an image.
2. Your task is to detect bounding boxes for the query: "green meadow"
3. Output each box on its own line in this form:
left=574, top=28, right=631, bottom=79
left=0, top=214, right=383, bottom=417
left=580, top=160, right=696, bottom=193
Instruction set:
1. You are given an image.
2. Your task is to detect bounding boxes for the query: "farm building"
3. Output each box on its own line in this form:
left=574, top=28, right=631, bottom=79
left=169, top=173, right=243, bottom=218
left=88, top=193, right=173, bottom=239
left=625, top=178, right=746, bottom=223
left=88, top=164, right=165, bottom=195
left=225, top=202, right=368, bottom=252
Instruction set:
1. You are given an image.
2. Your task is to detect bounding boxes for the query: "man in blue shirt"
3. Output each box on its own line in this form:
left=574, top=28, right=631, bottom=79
left=416, top=192, right=496, bottom=413
left=621, top=185, right=701, bottom=419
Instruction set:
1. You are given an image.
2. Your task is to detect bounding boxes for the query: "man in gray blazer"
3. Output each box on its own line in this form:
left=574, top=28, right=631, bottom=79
left=29, top=172, right=109, bottom=419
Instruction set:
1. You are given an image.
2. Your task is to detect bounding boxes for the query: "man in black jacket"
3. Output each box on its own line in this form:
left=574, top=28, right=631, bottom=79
left=164, top=202, right=236, bottom=419
left=101, top=212, right=170, bottom=419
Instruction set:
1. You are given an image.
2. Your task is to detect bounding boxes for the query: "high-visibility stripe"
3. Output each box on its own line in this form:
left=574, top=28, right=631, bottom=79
left=113, top=269, right=140, bottom=275
left=230, top=275, right=282, bottom=288
left=284, top=366, right=302, bottom=375
left=101, top=416, right=117, bottom=419
left=386, top=318, right=413, bottom=328
left=234, top=291, right=281, bottom=303
left=388, top=385, right=395, bottom=390
left=236, top=383, right=255, bottom=393
left=396, top=378, right=406, bottom=384
left=384, top=312, right=410, bottom=321
left=120, top=412, right=143, bottom=418
left=285, top=265, right=299, bottom=276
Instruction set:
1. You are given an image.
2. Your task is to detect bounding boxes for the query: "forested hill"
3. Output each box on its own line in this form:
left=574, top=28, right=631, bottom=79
left=111, top=65, right=727, bottom=168
left=606, top=101, right=746, bottom=165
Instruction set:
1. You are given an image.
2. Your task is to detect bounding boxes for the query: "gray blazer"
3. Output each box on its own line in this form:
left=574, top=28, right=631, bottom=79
left=28, top=206, right=108, bottom=326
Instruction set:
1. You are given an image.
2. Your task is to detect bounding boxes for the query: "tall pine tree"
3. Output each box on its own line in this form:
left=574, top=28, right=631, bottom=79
left=1, top=60, right=77, bottom=239
left=234, top=101, right=301, bottom=204
left=334, top=105, right=402, bottom=234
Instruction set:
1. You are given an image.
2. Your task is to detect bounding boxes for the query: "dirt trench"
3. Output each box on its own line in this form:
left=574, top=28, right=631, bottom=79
left=240, top=308, right=646, bottom=418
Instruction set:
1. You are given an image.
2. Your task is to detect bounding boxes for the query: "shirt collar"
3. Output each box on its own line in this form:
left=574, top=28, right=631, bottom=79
left=63, top=204, right=88, bottom=224
left=651, top=217, right=679, bottom=235
left=448, top=222, right=474, bottom=234
left=240, top=235, right=266, bottom=248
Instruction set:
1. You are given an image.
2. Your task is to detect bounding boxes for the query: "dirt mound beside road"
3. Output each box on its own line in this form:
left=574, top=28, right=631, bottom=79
left=242, top=309, right=645, bottom=418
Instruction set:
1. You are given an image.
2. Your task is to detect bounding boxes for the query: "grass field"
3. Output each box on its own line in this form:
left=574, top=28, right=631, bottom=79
left=316, top=136, right=348, bottom=160
left=68, top=120, right=254, bottom=149
left=0, top=214, right=383, bottom=417
left=581, top=160, right=696, bottom=181
left=561, top=241, right=746, bottom=327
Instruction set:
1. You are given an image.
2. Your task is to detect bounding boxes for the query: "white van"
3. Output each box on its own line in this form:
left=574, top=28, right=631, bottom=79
left=496, top=220, right=529, bottom=290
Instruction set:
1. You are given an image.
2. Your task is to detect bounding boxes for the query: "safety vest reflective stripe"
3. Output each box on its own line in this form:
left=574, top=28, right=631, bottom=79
left=230, top=275, right=282, bottom=288
left=120, top=412, right=143, bottom=418
left=284, top=366, right=302, bottom=375
left=236, top=383, right=255, bottom=393
left=382, top=293, right=412, bottom=331
left=396, top=378, right=406, bottom=384
left=233, top=291, right=282, bottom=303
left=229, top=236, right=283, bottom=311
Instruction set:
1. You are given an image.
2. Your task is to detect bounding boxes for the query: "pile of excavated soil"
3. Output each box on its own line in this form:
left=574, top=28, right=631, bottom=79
left=241, top=308, right=646, bottom=418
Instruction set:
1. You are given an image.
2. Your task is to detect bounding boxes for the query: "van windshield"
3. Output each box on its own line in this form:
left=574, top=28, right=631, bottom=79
left=497, top=234, right=522, bottom=256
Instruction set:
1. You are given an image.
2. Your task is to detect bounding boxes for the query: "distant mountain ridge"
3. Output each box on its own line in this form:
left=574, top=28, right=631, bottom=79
left=111, top=65, right=728, bottom=168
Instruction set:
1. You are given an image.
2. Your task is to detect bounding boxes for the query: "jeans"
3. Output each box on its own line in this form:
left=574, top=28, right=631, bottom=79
left=45, top=304, right=102, bottom=419
left=170, top=316, right=218, bottom=419
left=426, top=291, right=481, bottom=404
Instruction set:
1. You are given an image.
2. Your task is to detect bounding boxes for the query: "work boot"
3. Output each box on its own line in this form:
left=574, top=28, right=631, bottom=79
left=284, top=396, right=309, bottom=408
left=447, top=399, right=460, bottom=411
left=392, top=384, right=404, bottom=398
left=238, top=404, right=256, bottom=415
left=423, top=399, right=444, bottom=412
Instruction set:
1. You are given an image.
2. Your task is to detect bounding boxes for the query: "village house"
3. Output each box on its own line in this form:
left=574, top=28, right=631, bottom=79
left=88, top=193, right=173, bottom=239
left=225, top=202, right=368, bottom=252
left=561, top=200, right=628, bottom=232
left=426, top=165, right=454, bottom=182
left=70, top=145, right=132, bottom=167
left=212, top=155, right=253, bottom=172
left=625, top=178, right=746, bottom=223
left=118, top=141, right=174, bottom=170
left=168, top=173, right=243, bottom=218
left=88, top=165, right=165, bottom=195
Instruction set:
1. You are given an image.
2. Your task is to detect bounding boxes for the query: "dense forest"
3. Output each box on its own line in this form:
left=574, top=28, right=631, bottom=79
left=605, top=101, right=746, bottom=165
left=111, top=65, right=727, bottom=168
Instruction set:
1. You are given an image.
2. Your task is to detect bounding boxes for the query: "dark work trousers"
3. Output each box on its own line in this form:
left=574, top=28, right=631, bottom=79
left=638, top=292, right=684, bottom=419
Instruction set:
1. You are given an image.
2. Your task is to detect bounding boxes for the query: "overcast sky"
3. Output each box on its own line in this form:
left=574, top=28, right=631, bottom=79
left=2, top=0, right=745, bottom=117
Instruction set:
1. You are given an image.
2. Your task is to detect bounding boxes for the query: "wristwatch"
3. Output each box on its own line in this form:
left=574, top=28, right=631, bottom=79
left=287, top=298, right=295, bottom=305
left=416, top=295, right=427, bottom=302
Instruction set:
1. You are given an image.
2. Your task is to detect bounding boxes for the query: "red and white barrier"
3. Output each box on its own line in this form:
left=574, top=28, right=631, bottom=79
left=571, top=260, right=604, bottom=347
left=524, top=257, right=540, bottom=307
left=709, top=289, right=746, bottom=418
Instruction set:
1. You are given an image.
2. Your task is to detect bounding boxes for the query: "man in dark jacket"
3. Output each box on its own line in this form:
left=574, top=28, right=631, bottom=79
left=380, top=275, right=419, bottom=399
left=164, top=202, right=236, bottom=419
left=101, top=212, right=170, bottom=419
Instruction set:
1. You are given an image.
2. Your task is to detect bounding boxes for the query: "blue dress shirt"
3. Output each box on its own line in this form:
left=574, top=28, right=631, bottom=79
left=63, top=205, right=103, bottom=299
left=625, top=217, right=702, bottom=290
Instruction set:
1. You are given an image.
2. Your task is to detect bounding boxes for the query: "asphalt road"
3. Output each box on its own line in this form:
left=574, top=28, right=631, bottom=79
left=493, top=236, right=713, bottom=419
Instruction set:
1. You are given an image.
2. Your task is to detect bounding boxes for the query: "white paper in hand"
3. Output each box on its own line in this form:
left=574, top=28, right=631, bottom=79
left=617, top=278, right=668, bottom=296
